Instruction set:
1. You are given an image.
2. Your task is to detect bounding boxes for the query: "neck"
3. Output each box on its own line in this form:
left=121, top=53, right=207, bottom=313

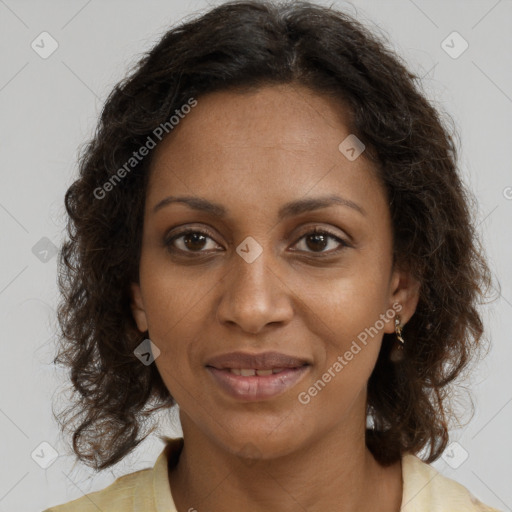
left=168, top=413, right=403, bottom=512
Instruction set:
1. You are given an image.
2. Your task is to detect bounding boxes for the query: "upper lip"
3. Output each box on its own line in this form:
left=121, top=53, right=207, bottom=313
left=205, top=351, right=310, bottom=370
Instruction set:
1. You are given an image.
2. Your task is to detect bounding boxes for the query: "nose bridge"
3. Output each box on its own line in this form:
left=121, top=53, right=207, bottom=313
left=233, top=243, right=273, bottom=295
left=216, top=239, right=292, bottom=331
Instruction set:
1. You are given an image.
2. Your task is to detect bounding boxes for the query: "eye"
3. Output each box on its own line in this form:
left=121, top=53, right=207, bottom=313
left=165, top=228, right=221, bottom=254
left=291, top=227, right=349, bottom=255
left=165, top=226, right=349, bottom=257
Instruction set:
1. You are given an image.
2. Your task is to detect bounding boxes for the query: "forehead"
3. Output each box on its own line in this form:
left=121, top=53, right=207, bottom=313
left=146, top=84, right=386, bottom=219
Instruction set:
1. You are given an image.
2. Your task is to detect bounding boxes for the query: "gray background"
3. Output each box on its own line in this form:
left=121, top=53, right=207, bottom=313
left=0, top=0, right=511, bottom=510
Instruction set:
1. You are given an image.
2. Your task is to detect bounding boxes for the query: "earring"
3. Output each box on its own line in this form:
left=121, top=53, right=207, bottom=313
left=366, top=411, right=376, bottom=432
left=390, top=315, right=405, bottom=362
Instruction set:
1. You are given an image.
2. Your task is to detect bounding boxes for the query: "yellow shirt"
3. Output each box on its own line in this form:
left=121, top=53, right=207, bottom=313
left=43, top=437, right=502, bottom=512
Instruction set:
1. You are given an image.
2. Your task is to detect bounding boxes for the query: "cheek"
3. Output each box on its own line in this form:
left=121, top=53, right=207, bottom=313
left=299, top=281, right=387, bottom=414
left=305, top=257, right=391, bottom=340
left=321, top=283, right=389, bottom=350
left=299, top=250, right=392, bottom=380
left=137, top=252, right=216, bottom=387
left=138, top=249, right=210, bottom=335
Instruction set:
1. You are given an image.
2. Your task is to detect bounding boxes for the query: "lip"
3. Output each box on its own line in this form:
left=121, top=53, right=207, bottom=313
left=206, top=365, right=310, bottom=402
left=204, top=351, right=310, bottom=370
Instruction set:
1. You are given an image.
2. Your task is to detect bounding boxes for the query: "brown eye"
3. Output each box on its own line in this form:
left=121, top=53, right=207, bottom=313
left=165, top=229, right=221, bottom=254
left=304, top=232, right=329, bottom=252
left=292, top=228, right=349, bottom=255
left=181, top=232, right=208, bottom=251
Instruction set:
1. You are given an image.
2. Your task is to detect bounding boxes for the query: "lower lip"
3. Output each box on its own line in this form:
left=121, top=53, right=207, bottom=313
left=206, top=366, right=310, bottom=402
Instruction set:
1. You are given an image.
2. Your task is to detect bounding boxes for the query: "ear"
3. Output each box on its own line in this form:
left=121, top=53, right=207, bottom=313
left=130, top=282, right=148, bottom=333
left=383, top=266, right=421, bottom=334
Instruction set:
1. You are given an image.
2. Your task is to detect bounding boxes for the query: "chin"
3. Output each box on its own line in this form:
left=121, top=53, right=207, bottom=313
left=213, top=417, right=311, bottom=461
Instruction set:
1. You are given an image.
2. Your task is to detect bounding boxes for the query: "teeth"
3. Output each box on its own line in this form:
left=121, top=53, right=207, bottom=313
left=227, top=368, right=287, bottom=376
left=255, top=369, right=273, bottom=376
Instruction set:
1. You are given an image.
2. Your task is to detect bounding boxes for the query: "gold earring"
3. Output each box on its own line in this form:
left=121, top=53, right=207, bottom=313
left=390, top=315, right=405, bottom=362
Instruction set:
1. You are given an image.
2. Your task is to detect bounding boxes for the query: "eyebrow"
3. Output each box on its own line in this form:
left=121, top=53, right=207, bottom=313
left=152, top=194, right=366, bottom=219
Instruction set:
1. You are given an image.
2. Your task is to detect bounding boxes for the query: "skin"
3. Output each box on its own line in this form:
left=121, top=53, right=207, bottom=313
left=130, top=83, right=420, bottom=512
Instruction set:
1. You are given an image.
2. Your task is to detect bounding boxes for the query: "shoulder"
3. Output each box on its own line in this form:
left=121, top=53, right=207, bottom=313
left=401, top=453, right=502, bottom=512
left=42, top=437, right=181, bottom=512
left=41, top=466, right=154, bottom=512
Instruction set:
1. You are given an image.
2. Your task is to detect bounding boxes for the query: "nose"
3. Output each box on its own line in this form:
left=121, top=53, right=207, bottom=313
left=215, top=246, right=294, bottom=334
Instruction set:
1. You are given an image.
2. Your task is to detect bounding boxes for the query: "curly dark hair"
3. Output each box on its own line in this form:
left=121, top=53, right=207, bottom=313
left=54, top=0, right=494, bottom=471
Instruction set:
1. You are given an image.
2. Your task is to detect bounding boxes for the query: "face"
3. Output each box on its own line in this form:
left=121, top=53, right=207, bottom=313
left=131, top=83, right=419, bottom=460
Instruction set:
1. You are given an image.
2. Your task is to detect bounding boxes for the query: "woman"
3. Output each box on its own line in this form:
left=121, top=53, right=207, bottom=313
left=44, top=1, right=500, bottom=511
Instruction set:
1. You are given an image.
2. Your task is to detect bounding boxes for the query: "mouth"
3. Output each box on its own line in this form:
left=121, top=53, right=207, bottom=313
left=204, top=351, right=311, bottom=401
left=205, top=350, right=310, bottom=371
left=220, top=367, right=295, bottom=376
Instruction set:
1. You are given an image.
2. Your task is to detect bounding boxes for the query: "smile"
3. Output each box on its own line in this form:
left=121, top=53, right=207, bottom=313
left=206, top=365, right=310, bottom=401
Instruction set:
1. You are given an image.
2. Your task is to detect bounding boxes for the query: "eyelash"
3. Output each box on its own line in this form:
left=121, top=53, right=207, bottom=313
left=164, top=226, right=350, bottom=258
